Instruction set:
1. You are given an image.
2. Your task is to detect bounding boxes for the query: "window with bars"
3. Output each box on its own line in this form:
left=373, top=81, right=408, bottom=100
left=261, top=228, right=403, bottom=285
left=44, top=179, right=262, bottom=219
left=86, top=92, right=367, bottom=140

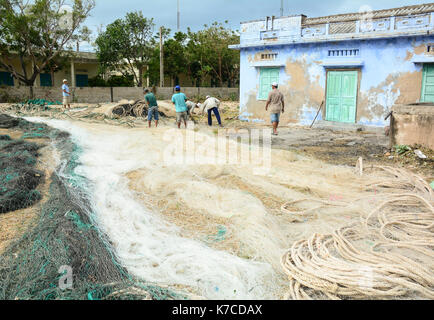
left=328, top=49, right=360, bottom=57
left=261, top=53, right=278, bottom=60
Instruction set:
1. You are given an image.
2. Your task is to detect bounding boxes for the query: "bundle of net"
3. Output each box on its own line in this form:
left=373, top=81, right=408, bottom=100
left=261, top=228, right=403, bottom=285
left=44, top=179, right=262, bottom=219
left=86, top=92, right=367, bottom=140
left=280, top=164, right=434, bottom=300
left=0, top=119, right=183, bottom=300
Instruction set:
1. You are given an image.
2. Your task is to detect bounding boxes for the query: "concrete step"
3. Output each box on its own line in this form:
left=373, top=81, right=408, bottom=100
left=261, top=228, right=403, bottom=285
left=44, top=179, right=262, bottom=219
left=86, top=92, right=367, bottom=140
left=313, top=120, right=385, bottom=134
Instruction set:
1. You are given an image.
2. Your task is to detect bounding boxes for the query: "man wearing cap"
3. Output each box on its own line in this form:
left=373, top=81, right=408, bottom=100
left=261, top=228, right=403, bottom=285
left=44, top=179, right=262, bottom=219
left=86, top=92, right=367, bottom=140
left=62, top=79, right=71, bottom=110
left=144, top=88, right=159, bottom=128
left=171, top=85, right=188, bottom=129
left=200, top=95, right=223, bottom=127
left=265, top=82, right=284, bottom=136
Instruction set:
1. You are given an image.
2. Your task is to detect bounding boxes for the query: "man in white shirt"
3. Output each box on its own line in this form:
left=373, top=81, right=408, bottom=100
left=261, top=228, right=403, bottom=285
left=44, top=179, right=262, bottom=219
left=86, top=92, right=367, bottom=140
left=200, top=96, right=223, bottom=127
left=62, top=79, right=71, bottom=109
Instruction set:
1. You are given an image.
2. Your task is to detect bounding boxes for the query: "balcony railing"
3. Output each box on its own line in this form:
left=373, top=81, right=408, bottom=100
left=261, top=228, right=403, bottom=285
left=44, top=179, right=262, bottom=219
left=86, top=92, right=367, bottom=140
left=237, top=12, right=434, bottom=47
left=301, top=13, right=433, bottom=38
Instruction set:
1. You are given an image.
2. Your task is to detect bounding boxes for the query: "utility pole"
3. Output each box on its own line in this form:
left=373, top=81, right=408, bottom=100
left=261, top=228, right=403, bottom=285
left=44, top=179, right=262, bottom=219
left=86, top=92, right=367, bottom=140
left=159, top=27, right=164, bottom=87
left=280, top=0, right=284, bottom=16
left=177, top=0, right=180, bottom=30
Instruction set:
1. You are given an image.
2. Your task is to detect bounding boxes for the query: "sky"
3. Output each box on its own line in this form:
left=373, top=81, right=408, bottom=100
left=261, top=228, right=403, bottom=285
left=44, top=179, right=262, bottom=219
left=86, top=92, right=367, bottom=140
left=80, top=0, right=431, bottom=50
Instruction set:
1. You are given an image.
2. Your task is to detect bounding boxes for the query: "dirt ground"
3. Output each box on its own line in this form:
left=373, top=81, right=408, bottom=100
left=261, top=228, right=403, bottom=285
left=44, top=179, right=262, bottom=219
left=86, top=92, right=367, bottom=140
left=190, top=102, right=433, bottom=180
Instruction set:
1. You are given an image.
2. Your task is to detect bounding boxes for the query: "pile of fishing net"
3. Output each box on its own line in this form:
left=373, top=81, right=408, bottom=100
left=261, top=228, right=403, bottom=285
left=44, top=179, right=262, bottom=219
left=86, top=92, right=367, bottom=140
left=281, top=166, right=434, bottom=300
left=22, top=99, right=62, bottom=106
left=0, top=114, right=49, bottom=213
left=5, top=99, right=62, bottom=113
left=112, top=100, right=166, bottom=118
left=0, top=137, right=43, bottom=214
left=0, top=115, right=184, bottom=300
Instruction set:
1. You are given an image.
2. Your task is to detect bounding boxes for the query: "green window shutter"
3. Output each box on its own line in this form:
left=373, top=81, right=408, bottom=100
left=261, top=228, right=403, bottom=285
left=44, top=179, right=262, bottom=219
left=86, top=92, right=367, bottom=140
left=258, top=68, right=280, bottom=100
left=421, top=64, right=434, bottom=103
left=76, top=74, right=89, bottom=87
left=40, top=73, right=52, bottom=87
left=326, top=71, right=358, bottom=123
left=0, top=71, right=14, bottom=86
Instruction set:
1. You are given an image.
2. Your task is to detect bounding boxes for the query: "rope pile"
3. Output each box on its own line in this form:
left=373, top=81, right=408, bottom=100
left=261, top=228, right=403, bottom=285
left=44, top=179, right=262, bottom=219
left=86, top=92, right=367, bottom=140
left=281, top=166, right=434, bottom=300
left=112, top=100, right=147, bottom=118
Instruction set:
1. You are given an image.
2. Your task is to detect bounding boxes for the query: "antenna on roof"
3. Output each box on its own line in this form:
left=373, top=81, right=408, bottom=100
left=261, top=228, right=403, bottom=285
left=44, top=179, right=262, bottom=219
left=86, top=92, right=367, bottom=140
left=280, top=0, right=284, bottom=16
left=177, top=0, right=180, bottom=30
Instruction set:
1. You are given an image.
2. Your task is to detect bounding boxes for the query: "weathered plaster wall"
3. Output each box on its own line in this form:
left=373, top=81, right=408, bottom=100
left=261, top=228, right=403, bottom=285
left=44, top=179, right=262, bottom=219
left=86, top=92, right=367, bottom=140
left=391, top=104, right=434, bottom=150
left=239, top=35, right=434, bottom=127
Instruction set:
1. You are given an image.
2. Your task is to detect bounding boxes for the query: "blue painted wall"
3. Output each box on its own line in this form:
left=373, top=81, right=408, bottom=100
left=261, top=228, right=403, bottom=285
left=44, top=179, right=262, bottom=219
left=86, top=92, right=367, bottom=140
left=239, top=35, right=434, bottom=127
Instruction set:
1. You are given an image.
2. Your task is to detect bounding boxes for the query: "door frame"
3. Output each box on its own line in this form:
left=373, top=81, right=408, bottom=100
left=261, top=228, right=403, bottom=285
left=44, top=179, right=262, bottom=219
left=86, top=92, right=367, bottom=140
left=324, top=68, right=361, bottom=123
left=257, top=67, right=281, bottom=101
left=420, top=63, right=434, bottom=102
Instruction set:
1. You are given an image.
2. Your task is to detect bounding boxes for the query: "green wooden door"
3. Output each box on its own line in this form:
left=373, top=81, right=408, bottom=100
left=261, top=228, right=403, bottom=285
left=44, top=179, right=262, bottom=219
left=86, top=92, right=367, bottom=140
left=0, top=71, right=14, bottom=86
left=258, top=68, right=280, bottom=100
left=326, top=71, right=358, bottom=123
left=421, top=64, right=434, bottom=102
left=40, top=73, right=52, bottom=87
left=76, top=74, right=89, bottom=87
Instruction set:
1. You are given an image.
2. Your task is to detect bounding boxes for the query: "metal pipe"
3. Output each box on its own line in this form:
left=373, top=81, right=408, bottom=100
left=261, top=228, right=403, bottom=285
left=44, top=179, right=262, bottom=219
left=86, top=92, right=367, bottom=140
left=177, top=0, right=180, bottom=30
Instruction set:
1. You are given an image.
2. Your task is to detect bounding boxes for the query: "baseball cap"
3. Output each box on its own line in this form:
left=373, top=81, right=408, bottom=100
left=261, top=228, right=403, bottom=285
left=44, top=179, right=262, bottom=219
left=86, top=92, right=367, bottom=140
left=272, top=82, right=278, bottom=87
left=63, top=79, right=68, bottom=82
left=175, top=85, right=181, bottom=91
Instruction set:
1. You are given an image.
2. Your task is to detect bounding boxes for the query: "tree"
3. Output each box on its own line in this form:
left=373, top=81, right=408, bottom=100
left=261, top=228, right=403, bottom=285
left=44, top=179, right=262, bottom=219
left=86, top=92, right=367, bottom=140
left=0, top=0, right=95, bottom=95
left=72, top=25, right=92, bottom=52
left=187, top=21, right=240, bottom=87
left=95, top=11, right=156, bottom=87
left=163, top=32, right=188, bottom=86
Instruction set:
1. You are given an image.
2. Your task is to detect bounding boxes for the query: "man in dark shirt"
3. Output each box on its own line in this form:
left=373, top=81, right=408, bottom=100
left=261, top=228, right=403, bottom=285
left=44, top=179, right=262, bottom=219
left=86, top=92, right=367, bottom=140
left=144, top=88, right=159, bottom=128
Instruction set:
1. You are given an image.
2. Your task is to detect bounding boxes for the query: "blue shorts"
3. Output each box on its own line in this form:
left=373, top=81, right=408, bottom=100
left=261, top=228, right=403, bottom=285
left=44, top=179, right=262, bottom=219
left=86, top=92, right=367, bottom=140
left=270, top=113, right=280, bottom=123
left=147, top=106, right=159, bottom=121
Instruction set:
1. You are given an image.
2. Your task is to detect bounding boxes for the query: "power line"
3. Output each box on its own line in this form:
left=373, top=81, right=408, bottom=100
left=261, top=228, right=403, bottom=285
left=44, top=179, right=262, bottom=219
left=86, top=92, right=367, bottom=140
left=280, top=0, right=284, bottom=16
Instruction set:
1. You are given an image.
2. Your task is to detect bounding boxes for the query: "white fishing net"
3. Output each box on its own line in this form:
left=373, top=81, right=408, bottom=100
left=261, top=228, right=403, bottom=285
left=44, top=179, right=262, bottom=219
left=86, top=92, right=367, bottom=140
left=23, top=117, right=433, bottom=300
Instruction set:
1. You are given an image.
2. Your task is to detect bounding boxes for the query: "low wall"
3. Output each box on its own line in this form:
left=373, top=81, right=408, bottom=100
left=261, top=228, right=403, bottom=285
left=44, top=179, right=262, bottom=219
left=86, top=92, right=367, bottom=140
left=0, top=86, right=239, bottom=103
left=391, top=104, right=434, bottom=150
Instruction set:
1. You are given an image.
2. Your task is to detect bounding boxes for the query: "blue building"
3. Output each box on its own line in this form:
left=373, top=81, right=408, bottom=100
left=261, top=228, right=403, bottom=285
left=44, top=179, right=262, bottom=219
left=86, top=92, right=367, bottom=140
left=229, top=3, right=434, bottom=127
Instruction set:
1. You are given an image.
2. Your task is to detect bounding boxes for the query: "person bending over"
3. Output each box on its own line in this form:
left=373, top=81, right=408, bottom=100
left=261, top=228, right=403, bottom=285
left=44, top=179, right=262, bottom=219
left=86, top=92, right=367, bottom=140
left=201, top=95, right=223, bottom=127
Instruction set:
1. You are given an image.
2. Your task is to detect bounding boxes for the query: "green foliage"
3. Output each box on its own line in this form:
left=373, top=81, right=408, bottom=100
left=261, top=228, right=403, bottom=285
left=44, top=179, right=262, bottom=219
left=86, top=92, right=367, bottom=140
left=107, top=75, right=135, bottom=87
left=394, top=145, right=412, bottom=155
left=187, top=22, right=240, bottom=87
left=0, top=0, right=95, bottom=89
left=146, top=22, right=240, bottom=88
left=95, top=11, right=156, bottom=87
left=88, top=75, right=107, bottom=87
left=88, top=75, right=135, bottom=87
left=163, top=32, right=188, bottom=85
